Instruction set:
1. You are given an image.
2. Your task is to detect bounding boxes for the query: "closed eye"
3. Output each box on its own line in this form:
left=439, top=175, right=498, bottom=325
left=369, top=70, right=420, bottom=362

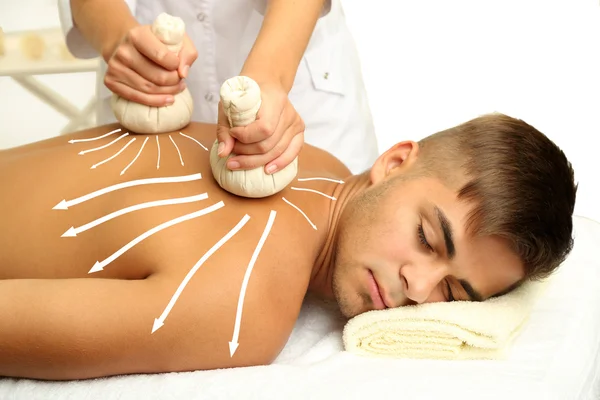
left=417, top=223, right=433, bottom=252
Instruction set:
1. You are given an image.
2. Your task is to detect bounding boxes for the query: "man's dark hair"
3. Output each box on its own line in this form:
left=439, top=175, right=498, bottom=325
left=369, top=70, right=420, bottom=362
left=416, top=113, right=577, bottom=283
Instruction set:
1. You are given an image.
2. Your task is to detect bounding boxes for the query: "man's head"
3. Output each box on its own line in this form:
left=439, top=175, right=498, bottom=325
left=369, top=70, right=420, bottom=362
left=332, top=113, right=577, bottom=318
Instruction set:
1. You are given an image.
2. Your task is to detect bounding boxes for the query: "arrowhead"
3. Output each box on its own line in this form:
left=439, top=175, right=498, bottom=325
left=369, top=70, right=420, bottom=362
left=68, top=140, right=75, bottom=144
left=52, top=200, right=68, bottom=210
left=78, top=151, right=84, bottom=155
left=152, top=318, right=164, bottom=334
left=61, top=227, right=77, bottom=237
left=88, top=261, right=103, bottom=273
left=229, top=341, right=239, bottom=357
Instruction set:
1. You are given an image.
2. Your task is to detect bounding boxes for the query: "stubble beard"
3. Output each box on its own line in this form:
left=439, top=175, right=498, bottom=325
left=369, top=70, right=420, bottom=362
left=331, top=179, right=392, bottom=318
left=331, top=255, right=371, bottom=319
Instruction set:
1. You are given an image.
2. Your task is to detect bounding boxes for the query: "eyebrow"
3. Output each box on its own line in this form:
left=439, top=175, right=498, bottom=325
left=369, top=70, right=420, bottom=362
left=434, top=206, right=456, bottom=259
left=433, top=206, right=484, bottom=302
left=458, top=279, right=484, bottom=302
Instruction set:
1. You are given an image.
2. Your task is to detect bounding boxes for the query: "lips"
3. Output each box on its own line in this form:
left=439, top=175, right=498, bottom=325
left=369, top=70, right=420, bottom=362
left=368, top=270, right=387, bottom=310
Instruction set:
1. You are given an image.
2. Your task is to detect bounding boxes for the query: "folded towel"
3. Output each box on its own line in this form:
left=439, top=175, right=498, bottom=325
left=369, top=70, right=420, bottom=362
left=342, top=278, right=549, bottom=360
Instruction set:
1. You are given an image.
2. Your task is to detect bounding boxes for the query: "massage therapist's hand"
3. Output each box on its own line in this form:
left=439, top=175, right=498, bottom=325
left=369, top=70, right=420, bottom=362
left=103, top=25, right=198, bottom=107
left=216, top=80, right=305, bottom=174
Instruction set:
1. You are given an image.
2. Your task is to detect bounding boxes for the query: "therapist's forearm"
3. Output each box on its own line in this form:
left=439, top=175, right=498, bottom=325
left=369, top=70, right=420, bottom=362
left=241, top=0, right=326, bottom=92
left=70, top=0, right=139, bottom=62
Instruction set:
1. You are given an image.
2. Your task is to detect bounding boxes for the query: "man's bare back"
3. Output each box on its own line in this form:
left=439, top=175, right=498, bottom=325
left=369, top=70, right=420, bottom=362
left=0, top=122, right=350, bottom=380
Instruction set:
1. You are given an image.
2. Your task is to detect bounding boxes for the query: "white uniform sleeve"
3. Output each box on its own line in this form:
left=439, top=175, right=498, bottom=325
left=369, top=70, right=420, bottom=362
left=57, top=0, right=138, bottom=59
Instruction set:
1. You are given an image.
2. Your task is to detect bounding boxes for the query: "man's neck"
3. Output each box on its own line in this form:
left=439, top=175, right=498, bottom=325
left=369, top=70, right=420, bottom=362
left=308, top=171, right=372, bottom=300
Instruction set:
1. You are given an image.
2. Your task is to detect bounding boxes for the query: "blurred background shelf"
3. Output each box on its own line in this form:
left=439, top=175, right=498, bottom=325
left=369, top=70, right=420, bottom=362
left=0, top=27, right=100, bottom=134
left=0, top=27, right=99, bottom=76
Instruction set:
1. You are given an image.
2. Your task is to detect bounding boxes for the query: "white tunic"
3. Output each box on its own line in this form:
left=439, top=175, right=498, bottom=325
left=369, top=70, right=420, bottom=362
left=58, top=0, right=379, bottom=174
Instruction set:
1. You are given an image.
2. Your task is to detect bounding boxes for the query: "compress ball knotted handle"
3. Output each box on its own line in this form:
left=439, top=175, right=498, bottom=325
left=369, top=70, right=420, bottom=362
left=209, top=76, right=298, bottom=198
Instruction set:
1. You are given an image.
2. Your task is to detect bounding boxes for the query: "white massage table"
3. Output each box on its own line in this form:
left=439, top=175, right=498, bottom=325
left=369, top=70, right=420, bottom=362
left=1, top=215, right=599, bottom=400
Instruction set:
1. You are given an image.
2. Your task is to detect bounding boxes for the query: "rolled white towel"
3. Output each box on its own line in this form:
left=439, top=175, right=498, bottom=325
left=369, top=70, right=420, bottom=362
left=343, top=278, right=549, bottom=360
left=210, top=76, right=298, bottom=198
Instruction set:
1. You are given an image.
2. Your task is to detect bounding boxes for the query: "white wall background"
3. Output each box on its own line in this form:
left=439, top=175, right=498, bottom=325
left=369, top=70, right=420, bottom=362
left=1, top=0, right=599, bottom=221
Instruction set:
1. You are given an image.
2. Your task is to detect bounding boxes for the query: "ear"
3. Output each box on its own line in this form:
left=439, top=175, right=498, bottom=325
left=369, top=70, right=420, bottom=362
left=369, top=141, right=420, bottom=184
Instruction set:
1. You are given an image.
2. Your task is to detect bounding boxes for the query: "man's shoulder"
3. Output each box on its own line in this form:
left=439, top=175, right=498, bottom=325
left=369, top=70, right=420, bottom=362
left=299, top=143, right=352, bottom=178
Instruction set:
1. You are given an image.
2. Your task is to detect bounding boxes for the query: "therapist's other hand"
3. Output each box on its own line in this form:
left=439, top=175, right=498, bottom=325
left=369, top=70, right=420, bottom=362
left=216, top=81, right=305, bottom=174
left=103, top=25, right=198, bottom=107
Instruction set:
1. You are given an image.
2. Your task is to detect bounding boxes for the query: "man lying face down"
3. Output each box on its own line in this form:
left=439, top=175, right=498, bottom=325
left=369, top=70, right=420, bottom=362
left=0, top=113, right=576, bottom=380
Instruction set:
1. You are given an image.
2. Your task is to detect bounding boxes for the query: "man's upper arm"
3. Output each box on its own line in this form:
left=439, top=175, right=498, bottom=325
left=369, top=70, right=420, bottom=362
left=0, top=274, right=288, bottom=380
left=149, top=271, right=294, bottom=373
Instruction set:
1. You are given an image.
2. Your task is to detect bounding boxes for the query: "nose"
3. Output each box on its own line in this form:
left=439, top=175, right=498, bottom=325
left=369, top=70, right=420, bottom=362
left=400, top=260, right=448, bottom=304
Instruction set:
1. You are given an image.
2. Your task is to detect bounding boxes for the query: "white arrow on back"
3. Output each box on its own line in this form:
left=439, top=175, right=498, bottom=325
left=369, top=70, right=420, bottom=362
left=179, top=131, right=208, bottom=151
left=89, top=201, right=224, bottom=274
left=297, top=177, right=344, bottom=184
left=79, top=132, right=129, bottom=155
left=282, top=197, right=317, bottom=230
left=152, top=213, right=251, bottom=334
left=90, top=137, right=137, bottom=169
left=169, top=135, right=184, bottom=166
left=52, top=173, right=202, bottom=210
left=68, top=128, right=121, bottom=144
left=229, top=210, right=277, bottom=357
left=62, top=192, right=208, bottom=237
left=290, top=187, right=336, bottom=201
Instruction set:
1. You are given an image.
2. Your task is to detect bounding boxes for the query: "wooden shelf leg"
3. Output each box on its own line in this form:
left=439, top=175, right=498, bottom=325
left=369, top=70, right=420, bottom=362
left=11, top=75, right=80, bottom=119
left=60, top=97, right=98, bottom=134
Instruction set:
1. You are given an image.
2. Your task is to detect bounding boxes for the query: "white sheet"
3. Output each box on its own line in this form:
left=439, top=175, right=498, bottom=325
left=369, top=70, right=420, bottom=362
left=1, top=215, right=599, bottom=400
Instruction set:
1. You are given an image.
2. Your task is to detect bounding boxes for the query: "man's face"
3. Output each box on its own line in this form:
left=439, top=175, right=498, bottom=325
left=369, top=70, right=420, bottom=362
left=331, top=144, right=525, bottom=318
